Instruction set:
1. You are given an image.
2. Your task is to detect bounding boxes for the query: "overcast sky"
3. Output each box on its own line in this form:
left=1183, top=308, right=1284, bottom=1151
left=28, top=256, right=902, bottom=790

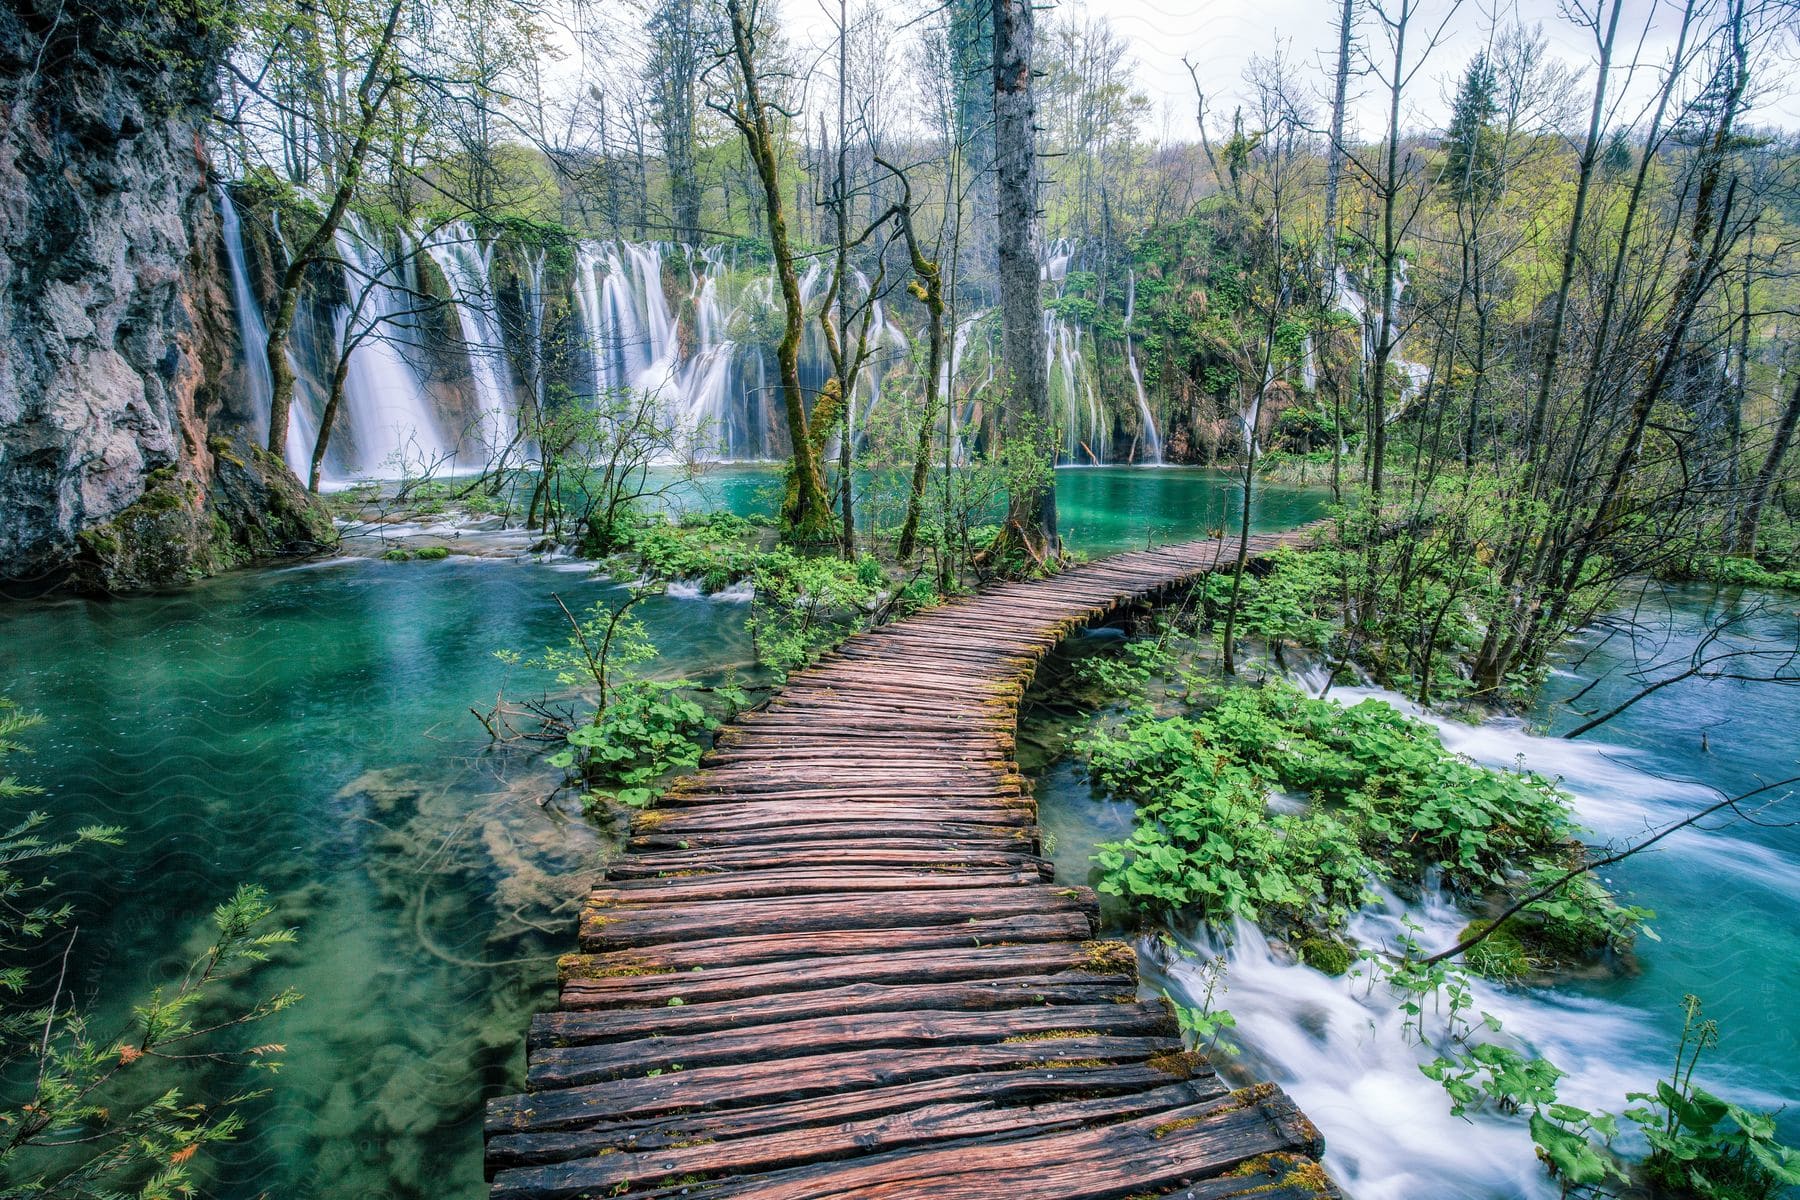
left=779, top=0, right=1800, bottom=139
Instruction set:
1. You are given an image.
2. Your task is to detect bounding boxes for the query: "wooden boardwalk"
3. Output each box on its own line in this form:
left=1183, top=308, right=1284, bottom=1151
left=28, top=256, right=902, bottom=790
left=486, top=531, right=1334, bottom=1200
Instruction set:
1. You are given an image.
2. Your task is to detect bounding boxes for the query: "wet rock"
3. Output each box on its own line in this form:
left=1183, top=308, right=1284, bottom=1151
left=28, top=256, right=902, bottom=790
left=0, top=0, right=330, bottom=591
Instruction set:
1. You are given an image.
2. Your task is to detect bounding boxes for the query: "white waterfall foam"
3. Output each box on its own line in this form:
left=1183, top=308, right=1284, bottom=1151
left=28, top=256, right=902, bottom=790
left=333, top=215, right=456, bottom=476
left=1153, top=678, right=1796, bottom=1200
left=1122, top=268, right=1162, bottom=464
left=1335, top=262, right=1431, bottom=418
left=1042, top=243, right=1110, bottom=464
left=218, top=189, right=273, bottom=444
left=221, top=216, right=1168, bottom=476
left=423, top=221, right=518, bottom=458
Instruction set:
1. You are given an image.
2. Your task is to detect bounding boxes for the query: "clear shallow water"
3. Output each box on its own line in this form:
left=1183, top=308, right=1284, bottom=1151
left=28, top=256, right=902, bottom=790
left=1037, top=582, right=1800, bottom=1200
left=0, top=465, right=1326, bottom=1199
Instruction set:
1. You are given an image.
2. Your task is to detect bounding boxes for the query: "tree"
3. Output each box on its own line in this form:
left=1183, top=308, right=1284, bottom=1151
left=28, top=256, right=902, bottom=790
left=991, top=0, right=1056, bottom=561
left=712, top=0, right=836, bottom=544
left=644, top=0, right=708, bottom=242
left=230, top=0, right=412, bottom=466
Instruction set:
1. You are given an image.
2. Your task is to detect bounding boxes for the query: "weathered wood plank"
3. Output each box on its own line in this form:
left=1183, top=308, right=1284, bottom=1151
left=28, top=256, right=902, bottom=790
left=528, top=1002, right=1180, bottom=1087
left=626, top=1087, right=1322, bottom=1200
left=538, top=973, right=1140, bottom=1045
left=487, top=1063, right=1208, bottom=1171
left=581, top=888, right=1099, bottom=948
left=491, top=1081, right=1227, bottom=1200
left=486, top=1035, right=1183, bottom=1134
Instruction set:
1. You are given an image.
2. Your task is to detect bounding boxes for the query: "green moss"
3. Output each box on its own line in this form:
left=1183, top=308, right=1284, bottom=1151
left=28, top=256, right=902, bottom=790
left=381, top=548, right=413, bottom=562
left=1295, top=936, right=1354, bottom=977
left=414, top=546, right=450, bottom=561
left=1459, top=921, right=1530, bottom=981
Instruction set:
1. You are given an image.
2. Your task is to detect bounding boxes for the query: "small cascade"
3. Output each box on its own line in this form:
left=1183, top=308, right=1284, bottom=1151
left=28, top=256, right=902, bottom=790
left=1122, top=268, right=1162, bottom=464
left=422, top=221, right=519, bottom=458
left=1300, top=333, right=1318, bottom=391
left=524, top=249, right=548, bottom=408
left=333, top=215, right=456, bottom=476
left=1334, top=261, right=1431, bottom=418
left=218, top=189, right=273, bottom=445
left=1041, top=242, right=1109, bottom=463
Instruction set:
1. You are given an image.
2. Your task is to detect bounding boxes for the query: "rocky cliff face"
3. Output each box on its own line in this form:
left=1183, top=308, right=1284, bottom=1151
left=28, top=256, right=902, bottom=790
left=0, top=0, right=329, bottom=593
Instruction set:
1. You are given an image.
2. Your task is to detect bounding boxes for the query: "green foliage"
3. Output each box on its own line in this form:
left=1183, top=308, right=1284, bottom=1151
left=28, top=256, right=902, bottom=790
left=1231, top=548, right=1340, bottom=657
left=1625, top=996, right=1800, bottom=1200
left=747, top=550, right=888, bottom=679
left=1, top=702, right=298, bottom=1197
left=1160, top=952, right=1238, bottom=1057
left=511, top=589, right=723, bottom=803
left=1421, top=996, right=1798, bottom=1200
left=1700, top=555, right=1800, bottom=592
left=626, top=512, right=763, bottom=592
left=1081, top=675, right=1641, bottom=958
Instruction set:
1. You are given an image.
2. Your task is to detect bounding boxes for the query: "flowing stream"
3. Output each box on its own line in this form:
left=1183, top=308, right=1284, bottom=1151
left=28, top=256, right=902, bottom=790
left=1035, top=583, right=1800, bottom=1199
left=0, top=467, right=1325, bottom=1200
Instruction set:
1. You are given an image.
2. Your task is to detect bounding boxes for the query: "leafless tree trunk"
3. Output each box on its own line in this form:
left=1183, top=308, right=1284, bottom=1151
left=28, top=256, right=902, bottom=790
left=992, top=0, right=1055, bottom=556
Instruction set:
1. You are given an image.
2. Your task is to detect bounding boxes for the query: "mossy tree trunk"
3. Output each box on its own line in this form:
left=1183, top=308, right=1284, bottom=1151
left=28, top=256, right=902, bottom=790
left=718, top=0, right=835, bottom=545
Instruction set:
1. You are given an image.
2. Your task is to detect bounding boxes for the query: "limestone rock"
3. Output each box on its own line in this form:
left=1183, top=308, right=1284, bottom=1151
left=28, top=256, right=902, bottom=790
left=0, top=0, right=331, bottom=592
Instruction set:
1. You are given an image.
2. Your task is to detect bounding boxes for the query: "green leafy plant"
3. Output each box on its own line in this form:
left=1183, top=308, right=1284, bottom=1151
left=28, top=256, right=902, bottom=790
left=1420, top=996, right=1798, bottom=1200
left=746, top=549, right=888, bottom=679
left=1623, top=996, right=1800, bottom=1200
left=507, top=588, right=722, bottom=805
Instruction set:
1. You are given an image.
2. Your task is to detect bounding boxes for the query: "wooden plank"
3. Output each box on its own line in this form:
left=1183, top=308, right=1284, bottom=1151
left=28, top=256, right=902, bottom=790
left=488, top=1063, right=1209, bottom=1171
left=537, top=974, right=1141, bottom=1046
left=561, top=943, right=1130, bottom=1005
left=591, top=866, right=1046, bottom=905
left=629, top=1086, right=1322, bottom=1200
left=558, top=913, right=1084, bottom=977
left=528, top=1002, right=1180, bottom=1087
left=581, top=888, right=1099, bottom=949
left=607, top=845, right=1052, bottom=878
left=486, top=1035, right=1182, bottom=1134
left=491, top=1081, right=1227, bottom=1200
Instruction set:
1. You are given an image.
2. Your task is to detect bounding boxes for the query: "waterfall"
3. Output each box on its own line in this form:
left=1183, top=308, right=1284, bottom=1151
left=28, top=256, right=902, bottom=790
left=524, top=249, right=548, bottom=409
left=422, top=221, right=519, bottom=458
left=218, top=188, right=321, bottom=474
left=333, top=215, right=455, bottom=476
left=1122, top=268, right=1162, bottom=464
left=1041, top=243, right=1109, bottom=464
left=1335, top=262, right=1431, bottom=418
left=1300, top=333, right=1318, bottom=391
left=218, top=189, right=272, bottom=445
left=218, top=209, right=1180, bottom=477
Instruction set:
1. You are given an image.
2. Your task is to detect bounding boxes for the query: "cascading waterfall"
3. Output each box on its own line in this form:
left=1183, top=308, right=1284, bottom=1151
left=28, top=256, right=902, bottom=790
left=1122, top=268, right=1162, bottom=464
left=332, top=215, right=456, bottom=475
left=218, top=189, right=273, bottom=445
left=1335, top=262, right=1431, bottom=419
left=218, top=188, right=320, bottom=473
left=1153, top=673, right=1797, bottom=1200
left=220, top=209, right=1177, bottom=481
left=1041, top=241, right=1110, bottom=463
left=422, top=221, right=519, bottom=458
